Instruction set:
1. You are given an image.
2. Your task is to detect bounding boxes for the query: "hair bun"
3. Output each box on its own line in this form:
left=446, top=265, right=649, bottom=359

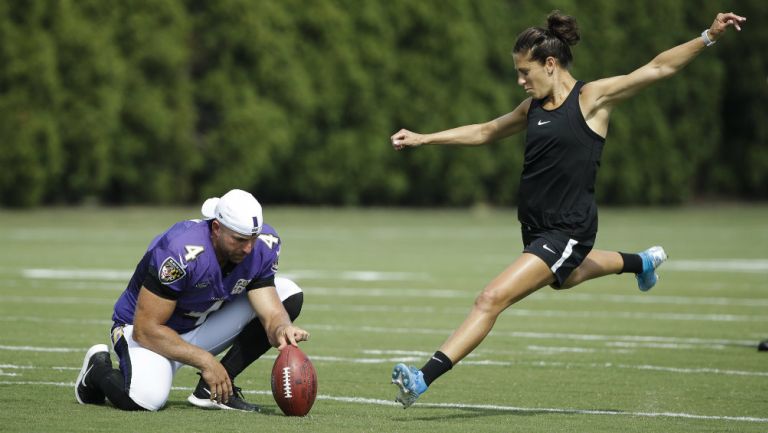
left=546, top=10, right=580, bottom=46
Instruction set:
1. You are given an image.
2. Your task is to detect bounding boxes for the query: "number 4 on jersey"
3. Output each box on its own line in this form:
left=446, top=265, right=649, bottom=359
left=184, top=245, right=205, bottom=261
left=259, top=234, right=279, bottom=249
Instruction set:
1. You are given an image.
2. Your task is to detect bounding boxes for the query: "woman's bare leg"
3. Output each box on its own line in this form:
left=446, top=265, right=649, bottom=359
left=558, top=249, right=623, bottom=289
left=438, top=253, right=554, bottom=364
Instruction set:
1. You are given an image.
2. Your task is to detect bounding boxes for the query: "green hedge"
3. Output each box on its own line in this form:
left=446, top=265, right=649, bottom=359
left=1, top=0, right=765, bottom=207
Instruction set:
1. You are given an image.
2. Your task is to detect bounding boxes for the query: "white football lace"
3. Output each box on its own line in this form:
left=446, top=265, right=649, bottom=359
left=281, top=367, right=293, bottom=398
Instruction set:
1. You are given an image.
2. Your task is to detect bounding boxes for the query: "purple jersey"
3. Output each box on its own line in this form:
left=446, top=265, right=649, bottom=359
left=112, top=219, right=281, bottom=334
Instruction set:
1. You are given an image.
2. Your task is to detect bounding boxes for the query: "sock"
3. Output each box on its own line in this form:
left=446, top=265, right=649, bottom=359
left=419, top=351, right=453, bottom=386
left=618, top=252, right=643, bottom=274
left=219, top=292, right=304, bottom=380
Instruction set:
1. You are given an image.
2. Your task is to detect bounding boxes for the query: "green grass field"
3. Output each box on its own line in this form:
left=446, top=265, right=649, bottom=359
left=1, top=205, right=766, bottom=433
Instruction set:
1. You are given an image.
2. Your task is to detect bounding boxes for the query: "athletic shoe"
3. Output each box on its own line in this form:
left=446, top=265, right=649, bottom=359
left=758, top=340, right=768, bottom=352
left=636, top=246, right=667, bottom=291
left=391, top=363, right=428, bottom=409
left=75, top=344, right=111, bottom=405
left=187, top=379, right=260, bottom=412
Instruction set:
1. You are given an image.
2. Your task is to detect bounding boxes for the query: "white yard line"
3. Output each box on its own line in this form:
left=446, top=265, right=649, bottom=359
left=0, top=314, right=758, bottom=348
left=0, top=345, right=83, bottom=353
left=1, top=380, right=766, bottom=423
left=4, top=287, right=768, bottom=315
left=21, top=269, right=133, bottom=281
left=535, top=292, right=768, bottom=307
left=18, top=268, right=430, bottom=282
left=0, top=316, right=111, bottom=325
left=307, top=303, right=768, bottom=322
left=0, top=295, right=113, bottom=305
left=15, top=259, right=768, bottom=287
left=3, top=347, right=766, bottom=377
left=665, top=259, right=768, bottom=273
left=9, top=266, right=768, bottom=310
left=307, top=323, right=759, bottom=346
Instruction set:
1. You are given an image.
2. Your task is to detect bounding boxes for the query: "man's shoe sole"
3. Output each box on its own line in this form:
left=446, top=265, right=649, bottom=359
left=187, top=394, right=234, bottom=410
left=187, top=394, right=259, bottom=412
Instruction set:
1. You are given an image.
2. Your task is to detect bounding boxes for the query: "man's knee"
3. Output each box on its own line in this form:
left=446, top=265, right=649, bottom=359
left=127, top=386, right=169, bottom=411
left=276, top=277, right=303, bottom=321
left=282, top=292, right=303, bottom=322
left=275, top=277, right=302, bottom=300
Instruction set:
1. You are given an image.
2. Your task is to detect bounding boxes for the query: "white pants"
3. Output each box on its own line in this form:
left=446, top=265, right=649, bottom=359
left=114, top=277, right=302, bottom=411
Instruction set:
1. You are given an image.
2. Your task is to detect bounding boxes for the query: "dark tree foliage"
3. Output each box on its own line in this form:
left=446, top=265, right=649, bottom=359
left=0, top=0, right=764, bottom=207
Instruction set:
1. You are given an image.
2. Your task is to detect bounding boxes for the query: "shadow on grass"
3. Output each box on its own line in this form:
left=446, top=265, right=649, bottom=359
left=393, top=406, right=538, bottom=421
left=163, top=400, right=283, bottom=416
left=392, top=405, right=626, bottom=422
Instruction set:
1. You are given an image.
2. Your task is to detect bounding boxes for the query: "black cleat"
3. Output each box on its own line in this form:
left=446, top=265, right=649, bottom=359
left=759, top=340, right=768, bottom=352
left=187, top=377, right=260, bottom=412
left=75, top=344, right=111, bottom=405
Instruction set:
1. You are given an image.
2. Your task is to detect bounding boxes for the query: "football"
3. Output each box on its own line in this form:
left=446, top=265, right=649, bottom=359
left=271, top=345, right=317, bottom=416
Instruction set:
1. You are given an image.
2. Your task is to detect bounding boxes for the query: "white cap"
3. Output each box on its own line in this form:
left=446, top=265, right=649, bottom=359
left=201, top=189, right=263, bottom=236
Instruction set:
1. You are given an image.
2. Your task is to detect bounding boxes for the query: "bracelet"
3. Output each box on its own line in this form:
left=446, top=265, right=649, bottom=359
left=701, top=29, right=716, bottom=47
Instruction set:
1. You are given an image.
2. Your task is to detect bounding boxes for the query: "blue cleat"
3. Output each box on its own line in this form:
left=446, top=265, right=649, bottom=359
left=391, top=363, right=428, bottom=408
left=636, top=246, right=667, bottom=291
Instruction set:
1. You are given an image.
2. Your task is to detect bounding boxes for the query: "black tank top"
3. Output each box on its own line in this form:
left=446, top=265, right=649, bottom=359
left=518, top=81, right=605, bottom=237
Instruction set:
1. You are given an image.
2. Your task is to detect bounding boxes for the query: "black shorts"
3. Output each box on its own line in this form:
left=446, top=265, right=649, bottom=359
left=521, top=226, right=595, bottom=288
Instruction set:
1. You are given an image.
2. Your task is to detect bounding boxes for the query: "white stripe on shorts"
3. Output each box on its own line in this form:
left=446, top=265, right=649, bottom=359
left=550, top=238, right=579, bottom=274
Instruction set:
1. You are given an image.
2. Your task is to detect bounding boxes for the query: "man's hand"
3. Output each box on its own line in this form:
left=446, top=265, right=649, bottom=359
left=274, top=324, right=310, bottom=350
left=200, top=354, right=232, bottom=404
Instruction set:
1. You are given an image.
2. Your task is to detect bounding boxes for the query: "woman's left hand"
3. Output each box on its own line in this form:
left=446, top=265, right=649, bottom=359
left=708, top=12, right=746, bottom=41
